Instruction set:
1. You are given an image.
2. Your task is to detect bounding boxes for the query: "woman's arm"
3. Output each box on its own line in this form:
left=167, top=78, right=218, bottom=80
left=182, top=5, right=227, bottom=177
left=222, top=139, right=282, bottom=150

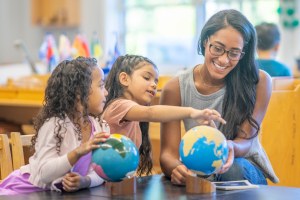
left=232, top=70, right=272, bottom=157
left=159, top=77, right=182, bottom=175
left=158, top=78, right=195, bottom=184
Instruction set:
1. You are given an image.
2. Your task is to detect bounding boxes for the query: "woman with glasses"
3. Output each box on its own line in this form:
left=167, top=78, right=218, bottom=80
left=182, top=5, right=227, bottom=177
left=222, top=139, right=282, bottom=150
left=159, top=9, right=279, bottom=185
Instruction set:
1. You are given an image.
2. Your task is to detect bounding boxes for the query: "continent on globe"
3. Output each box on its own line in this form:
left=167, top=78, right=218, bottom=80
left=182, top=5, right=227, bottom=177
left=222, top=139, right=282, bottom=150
left=92, top=134, right=139, bottom=182
left=179, top=125, right=228, bottom=176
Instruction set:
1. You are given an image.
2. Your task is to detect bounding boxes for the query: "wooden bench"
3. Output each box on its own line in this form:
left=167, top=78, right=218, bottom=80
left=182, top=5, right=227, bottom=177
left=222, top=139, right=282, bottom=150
left=271, top=77, right=300, bottom=90
left=261, top=78, right=300, bottom=187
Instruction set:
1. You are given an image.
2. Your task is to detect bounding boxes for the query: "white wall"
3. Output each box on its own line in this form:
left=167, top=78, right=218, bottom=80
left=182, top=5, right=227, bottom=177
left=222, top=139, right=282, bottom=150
left=0, top=0, right=299, bottom=76
left=277, top=1, right=300, bottom=75
left=0, top=0, right=124, bottom=64
left=81, top=0, right=125, bottom=61
left=0, top=0, right=43, bottom=63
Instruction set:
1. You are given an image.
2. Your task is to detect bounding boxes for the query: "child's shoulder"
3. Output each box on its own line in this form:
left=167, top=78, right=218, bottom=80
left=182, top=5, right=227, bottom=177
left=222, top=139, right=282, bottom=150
left=40, top=116, right=73, bottom=130
left=41, top=117, right=58, bottom=128
left=109, top=98, right=138, bottom=107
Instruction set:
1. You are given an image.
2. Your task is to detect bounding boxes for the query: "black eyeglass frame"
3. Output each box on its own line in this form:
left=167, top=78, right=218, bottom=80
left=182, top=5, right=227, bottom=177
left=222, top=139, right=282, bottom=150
left=207, top=39, right=245, bottom=61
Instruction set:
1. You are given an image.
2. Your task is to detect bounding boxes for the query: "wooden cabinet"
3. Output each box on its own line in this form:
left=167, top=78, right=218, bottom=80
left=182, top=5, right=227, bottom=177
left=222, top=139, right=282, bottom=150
left=31, top=0, right=80, bottom=27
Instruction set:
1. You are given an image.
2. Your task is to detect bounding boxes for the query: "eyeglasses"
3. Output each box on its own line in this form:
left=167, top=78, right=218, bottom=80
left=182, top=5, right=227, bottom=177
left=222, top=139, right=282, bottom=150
left=208, top=39, right=245, bottom=61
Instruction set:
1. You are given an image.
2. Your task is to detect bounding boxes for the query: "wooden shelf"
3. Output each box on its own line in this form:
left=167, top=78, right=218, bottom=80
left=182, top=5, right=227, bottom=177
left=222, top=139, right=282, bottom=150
left=0, top=99, right=42, bottom=107
left=31, top=0, right=80, bottom=27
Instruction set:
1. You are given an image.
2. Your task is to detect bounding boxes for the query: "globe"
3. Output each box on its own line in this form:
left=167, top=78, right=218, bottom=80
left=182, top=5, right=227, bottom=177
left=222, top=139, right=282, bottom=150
left=92, top=134, right=139, bottom=182
left=179, top=125, right=228, bottom=176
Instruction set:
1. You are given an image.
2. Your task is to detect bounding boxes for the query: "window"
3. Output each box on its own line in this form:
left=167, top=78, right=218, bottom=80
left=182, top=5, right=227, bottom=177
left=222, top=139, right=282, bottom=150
left=205, top=0, right=279, bottom=25
left=125, top=0, right=280, bottom=75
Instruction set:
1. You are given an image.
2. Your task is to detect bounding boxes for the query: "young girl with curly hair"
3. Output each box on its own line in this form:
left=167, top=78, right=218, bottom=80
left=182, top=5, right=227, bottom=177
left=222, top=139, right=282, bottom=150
left=0, top=57, right=110, bottom=195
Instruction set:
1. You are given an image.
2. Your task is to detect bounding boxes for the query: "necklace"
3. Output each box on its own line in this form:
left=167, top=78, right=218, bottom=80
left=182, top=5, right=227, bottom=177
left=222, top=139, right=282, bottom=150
left=198, top=66, right=224, bottom=88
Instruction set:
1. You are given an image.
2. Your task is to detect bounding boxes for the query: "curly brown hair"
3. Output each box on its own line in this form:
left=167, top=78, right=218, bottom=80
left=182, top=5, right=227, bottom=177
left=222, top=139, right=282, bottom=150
left=32, top=57, right=99, bottom=153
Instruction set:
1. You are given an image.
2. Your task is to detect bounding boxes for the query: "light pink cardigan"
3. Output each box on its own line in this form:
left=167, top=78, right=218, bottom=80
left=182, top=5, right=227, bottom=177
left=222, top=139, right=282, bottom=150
left=20, top=116, right=110, bottom=191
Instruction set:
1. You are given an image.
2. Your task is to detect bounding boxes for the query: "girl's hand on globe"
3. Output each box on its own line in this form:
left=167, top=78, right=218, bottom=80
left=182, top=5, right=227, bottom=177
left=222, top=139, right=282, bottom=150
left=171, top=164, right=194, bottom=185
left=218, top=140, right=234, bottom=174
left=75, top=132, right=110, bottom=157
left=68, top=132, right=110, bottom=165
left=191, top=108, right=226, bottom=126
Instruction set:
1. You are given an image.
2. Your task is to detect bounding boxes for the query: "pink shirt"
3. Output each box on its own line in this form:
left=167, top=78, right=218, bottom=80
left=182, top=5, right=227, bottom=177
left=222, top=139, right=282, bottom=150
left=103, top=99, right=142, bottom=148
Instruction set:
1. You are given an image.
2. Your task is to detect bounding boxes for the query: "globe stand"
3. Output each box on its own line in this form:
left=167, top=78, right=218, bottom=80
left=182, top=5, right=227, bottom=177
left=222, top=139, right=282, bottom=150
left=186, top=175, right=216, bottom=194
left=105, top=176, right=137, bottom=196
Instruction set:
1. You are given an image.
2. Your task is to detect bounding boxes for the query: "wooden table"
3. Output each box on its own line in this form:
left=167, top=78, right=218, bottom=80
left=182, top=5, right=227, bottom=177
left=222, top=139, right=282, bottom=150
left=1, top=175, right=300, bottom=200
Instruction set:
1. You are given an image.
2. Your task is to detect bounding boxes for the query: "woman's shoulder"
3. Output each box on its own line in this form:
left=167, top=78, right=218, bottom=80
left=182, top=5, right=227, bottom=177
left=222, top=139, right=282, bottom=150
left=161, top=76, right=181, bottom=106
left=258, top=69, right=272, bottom=88
left=162, top=66, right=197, bottom=98
left=255, top=70, right=272, bottom=102
left=163, top=76, right=180, bottom=90
left=259, top=69, right=271, bottom=79
left=177, top=67, right=195, bottom=80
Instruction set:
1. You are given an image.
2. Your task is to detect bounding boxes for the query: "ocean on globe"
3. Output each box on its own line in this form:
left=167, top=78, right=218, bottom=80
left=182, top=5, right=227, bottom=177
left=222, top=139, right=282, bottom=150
left=92, top=134, right=139, bottom=182
left=179, top=125, right=228, bottom=176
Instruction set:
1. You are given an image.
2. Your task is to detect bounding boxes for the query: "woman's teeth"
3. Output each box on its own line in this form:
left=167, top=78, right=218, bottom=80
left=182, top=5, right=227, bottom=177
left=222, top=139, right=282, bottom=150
left=214, top=63, right=226, bottom=70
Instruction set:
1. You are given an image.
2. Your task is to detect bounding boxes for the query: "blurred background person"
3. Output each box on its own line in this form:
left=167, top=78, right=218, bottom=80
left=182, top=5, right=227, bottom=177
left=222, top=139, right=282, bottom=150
left=255, top=22, right=292, bottom=77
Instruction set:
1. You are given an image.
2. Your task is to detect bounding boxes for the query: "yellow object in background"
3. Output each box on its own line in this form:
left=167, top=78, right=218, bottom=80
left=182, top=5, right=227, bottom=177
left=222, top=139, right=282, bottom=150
left=0, top=74, right=50, bottom=103
left=157, top=76, right=173, bottom=91
left=0, top=74, right=173, bottom=103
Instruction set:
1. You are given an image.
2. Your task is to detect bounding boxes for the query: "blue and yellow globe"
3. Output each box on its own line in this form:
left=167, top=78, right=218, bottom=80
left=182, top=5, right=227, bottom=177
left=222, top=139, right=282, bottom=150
left=179, top=126, right=228, bottom=176
left=92, top=134, right=139, bottom=182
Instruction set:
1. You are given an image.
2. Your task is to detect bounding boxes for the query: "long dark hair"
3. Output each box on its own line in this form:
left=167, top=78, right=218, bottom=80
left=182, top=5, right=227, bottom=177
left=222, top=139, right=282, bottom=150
left=105, top=54, right=157, bottom=176
left=32, top=57, right=99, bottom=153
left=198, top=9, right=260, bottom=140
